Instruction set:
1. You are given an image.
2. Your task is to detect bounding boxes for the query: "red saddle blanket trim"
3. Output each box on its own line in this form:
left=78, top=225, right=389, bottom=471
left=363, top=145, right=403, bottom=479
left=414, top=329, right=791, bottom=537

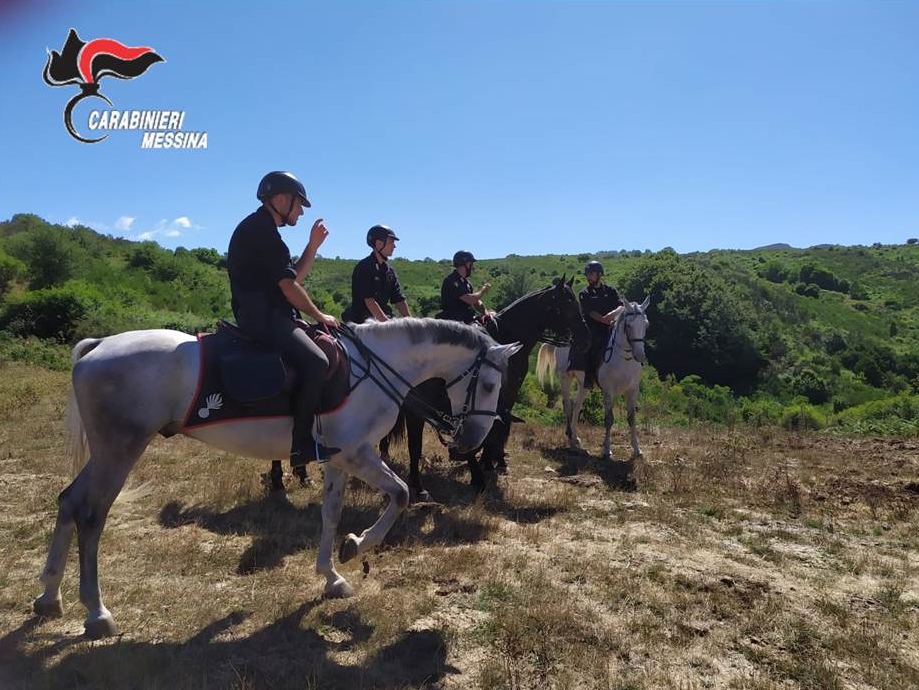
left=180, top=328, right=351, bottom=431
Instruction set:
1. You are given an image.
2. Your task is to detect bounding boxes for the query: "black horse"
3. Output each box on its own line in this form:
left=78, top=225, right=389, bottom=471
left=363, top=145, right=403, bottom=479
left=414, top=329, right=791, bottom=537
left=392, top=277, right=589, bottom=499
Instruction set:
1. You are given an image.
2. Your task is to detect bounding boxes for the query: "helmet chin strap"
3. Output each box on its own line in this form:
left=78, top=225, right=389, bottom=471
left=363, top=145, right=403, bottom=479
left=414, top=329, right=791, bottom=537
left=268, top=196, right=296, bottom=227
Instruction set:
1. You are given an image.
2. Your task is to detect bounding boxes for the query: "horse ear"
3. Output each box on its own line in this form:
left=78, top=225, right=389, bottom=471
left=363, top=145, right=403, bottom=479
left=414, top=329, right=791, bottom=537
left=640, top=295, right=650, bottom=311
left=559, top=273, right=566, bottom=287
left=566, top=275, right=574, bottom=288
left=490, top=342, right=524, bottom=361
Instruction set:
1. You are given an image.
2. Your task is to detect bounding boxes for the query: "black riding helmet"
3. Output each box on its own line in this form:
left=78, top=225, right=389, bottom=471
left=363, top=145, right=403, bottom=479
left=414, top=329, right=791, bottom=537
left=256, top=171, right=311, bottom=207
left=584, top=260, right=604, bottom=276
left=366, top=224, right=399, bottom=248
left=453, top=250, right=476, bottom=267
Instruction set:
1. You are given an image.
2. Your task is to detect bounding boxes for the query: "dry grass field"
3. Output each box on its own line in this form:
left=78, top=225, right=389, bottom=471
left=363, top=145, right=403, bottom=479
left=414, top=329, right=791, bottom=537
left=1, top=361, right=918, bottom=690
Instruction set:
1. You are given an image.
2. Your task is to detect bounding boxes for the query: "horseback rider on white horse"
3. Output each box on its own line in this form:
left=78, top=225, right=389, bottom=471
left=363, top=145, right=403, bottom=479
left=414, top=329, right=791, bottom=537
left=568, top=260, right=622, bottom=388
left=227, top=171, right=340, bottom=467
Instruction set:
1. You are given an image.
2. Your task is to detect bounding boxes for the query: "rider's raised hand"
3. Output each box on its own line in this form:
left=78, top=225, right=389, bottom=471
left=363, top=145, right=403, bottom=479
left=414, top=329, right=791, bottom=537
left=308, top=218, right=329, bottom=249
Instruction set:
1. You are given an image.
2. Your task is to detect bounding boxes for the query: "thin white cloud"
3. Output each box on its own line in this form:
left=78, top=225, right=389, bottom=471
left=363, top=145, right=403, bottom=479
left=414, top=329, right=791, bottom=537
left=172, top=216, right=192, bottom=228
left=138, top=231, right=156, bottom=241
left=165, top=230, right=182, bottom=237
left=64, top=216, right=81, bottom=227
left=114, top=215, right=136, bottom=231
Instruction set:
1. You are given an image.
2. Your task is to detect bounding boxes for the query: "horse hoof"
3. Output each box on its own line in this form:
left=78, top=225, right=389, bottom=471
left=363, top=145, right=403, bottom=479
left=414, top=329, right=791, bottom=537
left=84, top=614, right=118, bottom=640
left=339, top=534, right=359, bottom=563
left=632, top=450, right=644, bottom=460
left=414, top=489, right=432, bottom=503
left=324, top=578, right=355, bottom=599
left=496, top=465, right=509, bottom=476
left=602, top=451, right=613, bottom=460
left=33, top=595, right=63, bottom=619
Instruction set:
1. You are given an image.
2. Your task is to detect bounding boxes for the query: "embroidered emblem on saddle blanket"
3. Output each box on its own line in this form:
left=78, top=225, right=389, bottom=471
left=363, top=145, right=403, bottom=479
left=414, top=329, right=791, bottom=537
left=181, top=321, right=350, bottom=430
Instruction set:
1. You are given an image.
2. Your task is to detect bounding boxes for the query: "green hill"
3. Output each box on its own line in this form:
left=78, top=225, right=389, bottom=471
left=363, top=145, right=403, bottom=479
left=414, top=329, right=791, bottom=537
left=2, top=213, right=917, bottom=434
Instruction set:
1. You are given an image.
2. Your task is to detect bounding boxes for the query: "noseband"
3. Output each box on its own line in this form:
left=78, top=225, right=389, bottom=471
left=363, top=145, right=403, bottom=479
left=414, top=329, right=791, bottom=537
left=439, top=346, right=504, bottom=441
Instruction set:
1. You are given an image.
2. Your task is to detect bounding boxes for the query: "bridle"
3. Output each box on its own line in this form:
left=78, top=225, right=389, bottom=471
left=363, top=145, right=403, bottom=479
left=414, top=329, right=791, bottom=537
left=604, top=306, right=647, bottom=363
left=334, top=324, right=502, bottom=445
left=488, top=284, right=589, bottom=351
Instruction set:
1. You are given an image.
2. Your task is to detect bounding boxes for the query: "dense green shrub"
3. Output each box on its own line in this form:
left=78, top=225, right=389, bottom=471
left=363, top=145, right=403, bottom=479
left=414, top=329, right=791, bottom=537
left=0, top=281, right=103, bottom=342
left=780, top=402, right=827, bottom=431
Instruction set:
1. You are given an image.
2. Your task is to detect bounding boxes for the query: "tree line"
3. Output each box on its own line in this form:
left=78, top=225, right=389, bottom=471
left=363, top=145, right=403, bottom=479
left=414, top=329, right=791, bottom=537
left=2, top=213, right=918, bottom=434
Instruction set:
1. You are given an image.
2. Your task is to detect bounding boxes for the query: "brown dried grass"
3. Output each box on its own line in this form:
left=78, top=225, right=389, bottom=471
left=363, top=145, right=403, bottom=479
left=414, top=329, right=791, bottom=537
left=0, top=362, right=917, bottom=689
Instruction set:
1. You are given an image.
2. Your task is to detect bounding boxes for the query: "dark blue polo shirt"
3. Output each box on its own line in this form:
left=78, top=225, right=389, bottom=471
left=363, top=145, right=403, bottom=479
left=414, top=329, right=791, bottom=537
left=227, top=206, right=297, bottom=321
left=349, top=253, right=406, bottom=322
left=440, top=269, right=476, bottom=323
left=579, top=283, right=620, bottom=336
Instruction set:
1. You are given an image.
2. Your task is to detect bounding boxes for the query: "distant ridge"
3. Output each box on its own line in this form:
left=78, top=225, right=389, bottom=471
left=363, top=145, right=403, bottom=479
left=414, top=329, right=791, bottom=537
left=753, top=243, right=793, bottom=250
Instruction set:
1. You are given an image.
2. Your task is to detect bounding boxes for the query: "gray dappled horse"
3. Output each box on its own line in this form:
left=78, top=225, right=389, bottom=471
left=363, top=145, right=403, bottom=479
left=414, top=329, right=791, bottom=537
left=33, top=318, right=521, bottom=639
left=537, top=297, right=650, bottom=459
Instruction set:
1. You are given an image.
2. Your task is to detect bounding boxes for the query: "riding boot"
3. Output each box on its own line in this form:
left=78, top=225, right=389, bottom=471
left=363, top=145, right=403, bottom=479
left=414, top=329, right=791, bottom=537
left=290, top=408, right=340, bottom=465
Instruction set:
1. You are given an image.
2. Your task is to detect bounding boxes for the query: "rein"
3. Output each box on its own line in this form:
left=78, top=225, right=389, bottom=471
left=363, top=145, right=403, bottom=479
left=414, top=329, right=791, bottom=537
left=333, top=323, right=501, bottom=443
left=604, top=307, right=645, bottom=363
left=487, top=284, right=585, bottom=349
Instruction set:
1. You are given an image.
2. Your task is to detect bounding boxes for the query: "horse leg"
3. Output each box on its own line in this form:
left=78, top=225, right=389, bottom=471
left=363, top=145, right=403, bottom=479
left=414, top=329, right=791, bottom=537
left=464, top=451, right=488, bottom=491
left=316, top=463, right=354, bottom=599
left=405, top=410, right=430, bottom=503
left=481, top=418, right=510, bottom=475
left=263, top=460, right=285, bottom=492
left=334, top=445, right=409, bottom=563
left=626, top=388, right=642, bottom=459
left=569, top=373, right=588, bottom=451
left=59, top=429, right=146, bottom=639
left=379, top=435, right=391, bottom=463
left=601, top=389, right=614, bottom=460
left=34, top=491, right=77, bottom=619
left=560, top=373, right=575, bottom=447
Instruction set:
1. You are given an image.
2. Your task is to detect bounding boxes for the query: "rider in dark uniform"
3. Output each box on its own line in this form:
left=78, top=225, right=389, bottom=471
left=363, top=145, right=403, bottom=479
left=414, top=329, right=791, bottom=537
left=569, top=259, right=621, bottom=387
left=439, top=250, right=494, bottom=323
left=227, top=171, right=340, bottom=466
left=345, top=225, right=410, bottom=323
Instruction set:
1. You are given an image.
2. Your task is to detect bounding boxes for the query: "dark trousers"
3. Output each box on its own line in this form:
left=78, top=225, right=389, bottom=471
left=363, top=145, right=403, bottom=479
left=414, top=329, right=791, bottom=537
left=239, top=305, right=329, bottom=456
left=567, top=329, right=607, bottom=388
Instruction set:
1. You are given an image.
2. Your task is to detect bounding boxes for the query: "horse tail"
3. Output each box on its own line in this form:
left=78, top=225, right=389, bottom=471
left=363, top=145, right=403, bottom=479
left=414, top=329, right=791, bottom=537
left=535, top=343, right=557, bottom=387
left=386, top=407, right=407, bottom=444
left=67, top=338, right=102, bottom=477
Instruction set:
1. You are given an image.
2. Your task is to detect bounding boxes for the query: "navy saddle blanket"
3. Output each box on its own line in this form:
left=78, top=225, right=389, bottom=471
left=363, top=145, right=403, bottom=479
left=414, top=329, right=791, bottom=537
left=182, top=321, right=349, bottom=430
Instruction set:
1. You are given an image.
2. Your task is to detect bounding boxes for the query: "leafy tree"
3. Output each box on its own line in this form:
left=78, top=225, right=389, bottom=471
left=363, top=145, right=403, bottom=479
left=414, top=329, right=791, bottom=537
left=10, top=226, right=79, bottom=289
left=493, top=266, right=536, bottom=310
left=759, top=259, right=789, bottom=283
left=0, top=246, right=25, bottom=297
left=619, top=251, right=765, bottom=393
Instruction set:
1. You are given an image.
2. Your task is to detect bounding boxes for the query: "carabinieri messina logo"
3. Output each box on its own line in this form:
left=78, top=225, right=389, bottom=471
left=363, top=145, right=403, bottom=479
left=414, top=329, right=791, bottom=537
left=43, top=29, right=164, bottom=143
left=43, top=29, right=208, bottom=149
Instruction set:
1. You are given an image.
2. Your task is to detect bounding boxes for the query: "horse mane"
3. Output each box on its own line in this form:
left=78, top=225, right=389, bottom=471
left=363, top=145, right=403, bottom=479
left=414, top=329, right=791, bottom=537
left=496, top=282, right=559, bottom=316
left=352, top=316, right=498, bottom=350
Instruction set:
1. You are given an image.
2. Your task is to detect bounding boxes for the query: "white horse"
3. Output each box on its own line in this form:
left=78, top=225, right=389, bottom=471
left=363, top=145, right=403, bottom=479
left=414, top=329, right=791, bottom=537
left=536, top=297, right=650, bottom=459
left=33, top=317, right=521, bottom=639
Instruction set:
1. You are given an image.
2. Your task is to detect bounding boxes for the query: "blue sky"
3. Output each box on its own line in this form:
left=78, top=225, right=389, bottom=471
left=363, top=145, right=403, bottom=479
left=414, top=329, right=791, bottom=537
left=1, top=0, right=917, bottom=261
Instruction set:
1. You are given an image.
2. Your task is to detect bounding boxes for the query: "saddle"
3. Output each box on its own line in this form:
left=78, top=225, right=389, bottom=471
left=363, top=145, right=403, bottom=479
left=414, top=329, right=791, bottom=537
left=181, top=319, right=350, bottom=430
